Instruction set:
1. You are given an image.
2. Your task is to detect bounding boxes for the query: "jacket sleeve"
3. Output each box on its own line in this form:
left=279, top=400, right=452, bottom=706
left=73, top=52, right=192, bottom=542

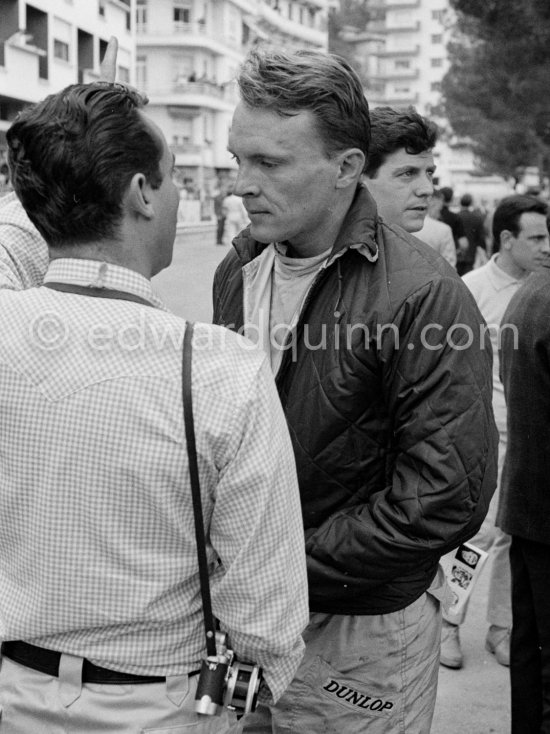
left=305, top=274, right=498, bottom=589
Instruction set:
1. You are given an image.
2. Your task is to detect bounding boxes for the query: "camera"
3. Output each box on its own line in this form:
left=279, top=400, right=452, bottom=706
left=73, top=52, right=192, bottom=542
left=194, top=632, right=263, bottom=717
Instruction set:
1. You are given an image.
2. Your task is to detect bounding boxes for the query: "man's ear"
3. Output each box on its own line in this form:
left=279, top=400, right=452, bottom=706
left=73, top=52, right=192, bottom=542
left=335, top=149, right=365, bottom=189
left=500, top=230, right=513, bottom=250
left=127, top=173, right=154, bottom=219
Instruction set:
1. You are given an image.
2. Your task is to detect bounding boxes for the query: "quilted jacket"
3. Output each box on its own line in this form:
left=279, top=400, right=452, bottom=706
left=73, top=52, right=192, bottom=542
left=213, top=185, right=498, bottom=615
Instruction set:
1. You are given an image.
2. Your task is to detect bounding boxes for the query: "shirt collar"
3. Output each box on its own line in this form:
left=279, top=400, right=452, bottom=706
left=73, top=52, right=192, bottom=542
left=486, top=254, right=524, bottom=292
left=43, top=259, right=168, bottom=310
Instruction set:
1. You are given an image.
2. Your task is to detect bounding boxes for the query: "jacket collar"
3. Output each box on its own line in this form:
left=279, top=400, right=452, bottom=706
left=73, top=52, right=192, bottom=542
left=231, top=184, right=380, bottom=266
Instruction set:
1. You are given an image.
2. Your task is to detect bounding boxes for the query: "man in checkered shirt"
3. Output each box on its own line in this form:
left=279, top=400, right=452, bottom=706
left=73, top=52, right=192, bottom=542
left=0, top=82, right=308, bottom=732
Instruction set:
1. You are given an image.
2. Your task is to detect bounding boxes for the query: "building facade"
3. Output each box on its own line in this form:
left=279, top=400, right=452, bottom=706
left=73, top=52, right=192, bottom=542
left=0, top=0, right=134, bottom=180
left=341, top=0, right=512, bottom=198
left=363, top=0, right=451, bottom=117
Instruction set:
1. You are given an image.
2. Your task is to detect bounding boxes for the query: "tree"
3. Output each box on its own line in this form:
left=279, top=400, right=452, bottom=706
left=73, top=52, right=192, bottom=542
left=442, top=0, right=550, bottom=181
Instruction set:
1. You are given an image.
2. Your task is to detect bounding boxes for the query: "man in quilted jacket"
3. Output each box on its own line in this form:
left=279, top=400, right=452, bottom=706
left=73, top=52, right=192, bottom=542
left=213, top=47, right=498, bottom=734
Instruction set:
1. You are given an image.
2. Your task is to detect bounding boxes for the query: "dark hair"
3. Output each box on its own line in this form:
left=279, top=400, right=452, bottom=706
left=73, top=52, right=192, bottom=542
left=460, top=193, right=473, bottom=207
left=7, top=82, right=163, bottom=247
left=492, top=194, right=548, bottom=253
left=364, top=106, right=438, bottom=177
left=237, top=48, right=370, bottom=168
left=439, top=186, right=454, bottom=204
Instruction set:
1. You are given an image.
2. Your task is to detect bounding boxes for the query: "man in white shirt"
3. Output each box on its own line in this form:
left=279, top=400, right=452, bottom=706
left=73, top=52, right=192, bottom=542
left=439, top=194, right=550, bottom=670
left=0, top=77, right=308, bottom=733
left=222, top=184, right=249, bottom=246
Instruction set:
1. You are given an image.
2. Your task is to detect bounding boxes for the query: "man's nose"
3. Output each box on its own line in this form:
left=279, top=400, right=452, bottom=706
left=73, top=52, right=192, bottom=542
left=416, top=176, right=434, bottom=197
left=233, top=167, right=259, bottom=198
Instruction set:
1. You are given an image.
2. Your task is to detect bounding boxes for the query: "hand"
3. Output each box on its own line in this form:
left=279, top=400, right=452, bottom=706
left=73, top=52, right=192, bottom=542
left=99, top=36, right=118, bottom=83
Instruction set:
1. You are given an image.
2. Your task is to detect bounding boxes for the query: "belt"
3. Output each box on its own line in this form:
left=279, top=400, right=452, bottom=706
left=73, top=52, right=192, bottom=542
left=1, top=641, right=167, bottom=685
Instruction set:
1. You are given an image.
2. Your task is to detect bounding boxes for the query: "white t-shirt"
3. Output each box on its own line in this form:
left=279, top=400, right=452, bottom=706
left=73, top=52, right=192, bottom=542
left=239, top=243, right=332, bottom=375
left=462, top=254, right=524, bottom=432
left=269, top=245, right=331, bottom=373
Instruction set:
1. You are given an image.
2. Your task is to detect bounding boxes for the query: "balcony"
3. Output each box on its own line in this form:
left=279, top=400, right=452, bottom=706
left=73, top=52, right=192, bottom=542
left=385, top=19, right=421, bottom=32
left=383, top=91, right=419, bottom=106
left=378, top=44, right=420, bottom=56
left=256, top=4, right=328, bottom=48
left=383, top=0, right=420, bottom=8
left=143, top=80, right=238, bottom=112
left=137, top=21, right=243, bottom=53
left=170, top=142, right=204, bottom=155
left=380, top=67, right=419, bottom=80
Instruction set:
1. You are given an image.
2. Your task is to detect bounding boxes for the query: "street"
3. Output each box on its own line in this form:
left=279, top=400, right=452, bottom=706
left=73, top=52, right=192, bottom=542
left=153, top=231, right=511, bottom=734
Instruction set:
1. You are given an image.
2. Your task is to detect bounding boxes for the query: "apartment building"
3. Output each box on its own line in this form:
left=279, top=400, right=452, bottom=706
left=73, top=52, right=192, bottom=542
left=0, top=0, right=134, bottom=170
left=342, top=0, right=504, bottom=194
left=135, top=0, right=331, bottom=206
left=362, top=0, right=451, bottom=116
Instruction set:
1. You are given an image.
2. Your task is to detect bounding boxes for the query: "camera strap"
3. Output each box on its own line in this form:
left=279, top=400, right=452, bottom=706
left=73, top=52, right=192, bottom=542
left=182, top=321, right=217, bottom=659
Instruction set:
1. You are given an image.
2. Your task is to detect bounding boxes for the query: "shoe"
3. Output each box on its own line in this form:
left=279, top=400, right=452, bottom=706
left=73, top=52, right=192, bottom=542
left=440, top=620, right=463, bottom=669
left=485, top=625, right=510, bottom=667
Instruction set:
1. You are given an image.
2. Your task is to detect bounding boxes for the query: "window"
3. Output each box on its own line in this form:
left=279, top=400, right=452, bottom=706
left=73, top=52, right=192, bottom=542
left=227, top=5, right=239, bottom=42
left=54, top=39, right=69, bottom=61
left=136, top=54, right=147, bottom=90
left=431, top=58, right=443, bottom=68
left=431, top=34, right=442, bottom=44
left=203, top=112, right=214, bottom=144
left=99, top=0, right=106, bottom=17
left=395, top=59, right=410, bottom=69
left=172, top=53, right=194, bottom=84
left=53, top=17, right=71, bottom=62
left=116, top=48, right=131, bottom=84
left=431, top=81, right=442, bottom=92
left=136, top=0, right=147, bottom=31
left=432, top=9, right=444, bottom=22
left=173, top=119, right=193, bottom=144
left=174, top=0, right=192, bottom=25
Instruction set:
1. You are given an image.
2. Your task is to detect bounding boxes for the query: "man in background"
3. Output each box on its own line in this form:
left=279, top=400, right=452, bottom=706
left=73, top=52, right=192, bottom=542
left=416, top=189, right=457, bottom=267
left=439, top=186, right=469, bottom=262
left=457, top=192, right=487, bottom=275
left=363, top=105, right=438, bottom=234
left=440, top=194, right=550, bottom=670
left=213, top=181, right=227, bottom=245
left=499, top=235, right=550, bottom=732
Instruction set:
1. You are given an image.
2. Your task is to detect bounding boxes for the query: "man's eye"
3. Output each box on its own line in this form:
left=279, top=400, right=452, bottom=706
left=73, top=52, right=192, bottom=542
left=261, top=160, right=277, bottom=169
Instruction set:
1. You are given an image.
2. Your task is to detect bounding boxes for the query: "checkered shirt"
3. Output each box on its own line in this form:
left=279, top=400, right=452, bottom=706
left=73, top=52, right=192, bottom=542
left=0, top=193, right=49, bottom=290
left=0, top=258, right=308, bottom=702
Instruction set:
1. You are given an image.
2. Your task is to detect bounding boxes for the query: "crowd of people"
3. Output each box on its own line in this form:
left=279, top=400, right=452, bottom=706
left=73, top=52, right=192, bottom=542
left=0, top=39, right=548, bottom=734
